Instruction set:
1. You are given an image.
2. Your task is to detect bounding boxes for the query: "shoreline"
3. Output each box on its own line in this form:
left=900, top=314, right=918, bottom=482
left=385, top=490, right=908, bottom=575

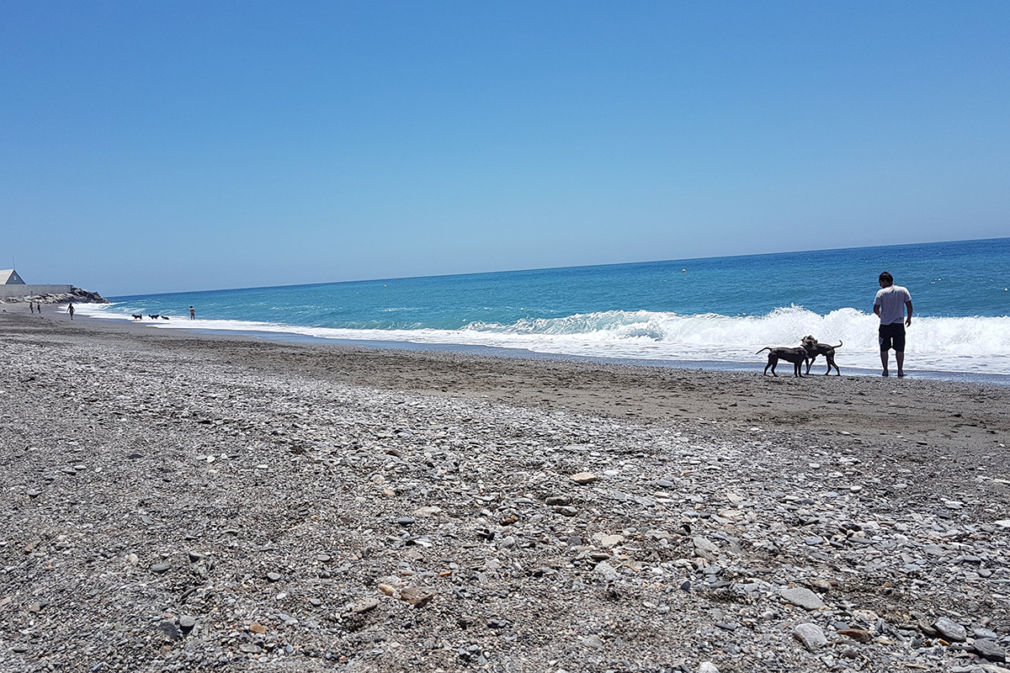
left=31, top=301, right=1010, bottom=386
left=3, top=304, right=1010, bottom=671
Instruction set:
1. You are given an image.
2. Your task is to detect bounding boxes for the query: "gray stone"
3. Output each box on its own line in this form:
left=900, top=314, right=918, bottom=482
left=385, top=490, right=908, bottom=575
left=693, top=536, right=719, bottom=555
left=150, top=562, right=171, bottom=574
left=157, top=620, right=182, bottom=640
left=781, top=586, right=824, bottom=610
left=179, top=615, right=197, bottom=630
left=698, top=663, right=720, bottom=673
left=594, top=561, right=620, bottom=582
left=570, top=472, right=597, bottom=485
left=794, top=623, right=828, bottom=651
left=581, top=634, right=604, bottom=649
left=973, top=639, right=1006, bottom=662
left=933, top=616, right=967, bottom=641
left=267, top=571, right=282, bottom=582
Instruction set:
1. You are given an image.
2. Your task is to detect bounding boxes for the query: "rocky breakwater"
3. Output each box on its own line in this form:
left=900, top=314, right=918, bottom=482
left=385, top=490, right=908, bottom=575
left=0, top=286, right=108, bottom=304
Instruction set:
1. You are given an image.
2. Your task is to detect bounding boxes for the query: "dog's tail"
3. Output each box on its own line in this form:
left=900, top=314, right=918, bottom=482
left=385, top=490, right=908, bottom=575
left=755, top=347, right=771, bottom=354
left=832, top=341, right=843, bottom=349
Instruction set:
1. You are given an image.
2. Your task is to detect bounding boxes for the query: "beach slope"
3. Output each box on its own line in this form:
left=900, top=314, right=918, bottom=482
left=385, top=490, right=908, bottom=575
left=2, top=308, right=1009, bottom=672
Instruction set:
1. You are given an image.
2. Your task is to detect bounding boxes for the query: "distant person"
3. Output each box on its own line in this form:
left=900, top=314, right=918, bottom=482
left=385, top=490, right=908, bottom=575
left=873, top=271, right=913, bottom=377
left=29, top=302, right=34, bottom=314
left=68, top=302, right=75, bottom=320
left=189, top=305, right=195, bottom=320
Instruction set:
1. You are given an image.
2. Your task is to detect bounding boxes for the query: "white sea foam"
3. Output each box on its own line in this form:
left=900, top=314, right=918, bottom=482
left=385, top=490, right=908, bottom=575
left=76, top=304, right=1010, bottom=375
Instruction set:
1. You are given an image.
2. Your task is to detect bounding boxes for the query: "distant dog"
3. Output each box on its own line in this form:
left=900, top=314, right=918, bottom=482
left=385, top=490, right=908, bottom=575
left=131, top=314, right=143, bottom=320
left=148, top=314, right=160, bottom=319
left=801, top=336, right=842, bottom=376
left=757, top=346, right=809, bottom=377
left=161, top=315, right=170, bottom=320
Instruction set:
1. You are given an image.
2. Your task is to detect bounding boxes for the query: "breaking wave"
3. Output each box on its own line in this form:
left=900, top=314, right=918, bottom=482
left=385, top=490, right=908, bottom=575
left=76, top=304, right=1010, bottom=375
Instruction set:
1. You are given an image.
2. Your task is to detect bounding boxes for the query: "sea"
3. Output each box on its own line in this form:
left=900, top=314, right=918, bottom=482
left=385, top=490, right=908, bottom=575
left=79, top=237, right=1010, bottom=382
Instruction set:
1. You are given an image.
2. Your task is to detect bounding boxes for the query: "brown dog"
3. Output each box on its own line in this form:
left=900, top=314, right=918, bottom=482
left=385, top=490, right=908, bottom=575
left=756, top=346, right=809, bottom=377
left=801, top=336, right=842, bottom=376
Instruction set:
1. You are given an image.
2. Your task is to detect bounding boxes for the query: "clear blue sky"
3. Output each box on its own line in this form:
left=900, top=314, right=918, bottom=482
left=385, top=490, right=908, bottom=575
left=2, top=1, right=1008, bottom=295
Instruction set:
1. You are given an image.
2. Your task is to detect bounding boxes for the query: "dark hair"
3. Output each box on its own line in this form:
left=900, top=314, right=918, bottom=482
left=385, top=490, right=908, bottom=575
left=879, top=271, right=893, bottom=284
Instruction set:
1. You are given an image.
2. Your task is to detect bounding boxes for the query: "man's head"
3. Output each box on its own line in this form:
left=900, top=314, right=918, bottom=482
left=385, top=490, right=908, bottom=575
left=879, top=271, right=894, bottom=287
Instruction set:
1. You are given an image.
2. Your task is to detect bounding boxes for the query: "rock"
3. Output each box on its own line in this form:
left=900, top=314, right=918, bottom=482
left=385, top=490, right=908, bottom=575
left=599, top=534, right=624, bottom=547
left=266, top=572, right=282, bottom=582
left=396, top=517, right=415, bottom=526
left=157, top=620, right=183, bottom=640
left=249, top=622, right=267, bottom=634
left=594, top=561, right=620, bottom=582
left=399, top=586, right=434, bottom=608
left=570, top=472, right=597, bottom=484
left=377, top=583, right=396, bottom=596
left=794, top=623, right=827, bottom=651
left=837, top=628, right=873, bottom=643
left=781, top=586, right=824, bottom=610
left=581, top=634, right=604, bottom=649
left=553, top=505, right=578, bottom=516
left=352, top=598, right=379, bottom=613
left=974, top=639, right=1007, bottom=662
left=179, top=615, right=197, bottom=631
left=150, top=562, right=171, bottom=574
left=698, top=663, right=720, bottom=673
left=933, top=616, right=967, bottom=641
left=693, top=536, right=719, bottom=555
left=545, top=496, right=571, bottom=506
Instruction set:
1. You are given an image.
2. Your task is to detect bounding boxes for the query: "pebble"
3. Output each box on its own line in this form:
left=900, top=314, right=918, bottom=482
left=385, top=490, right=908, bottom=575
left=570, top=472, right=597, bottom=485
left=266, top=572, right=282, bottom=582
left=780, top=587, right=824, bottom=611
left=793, top=623, right=827, bottom=651
left=933, top=616, right=967, bottom=642
left=973, top=639, right=1007, bottom=662
left=149, top=562, right=171, bottom=574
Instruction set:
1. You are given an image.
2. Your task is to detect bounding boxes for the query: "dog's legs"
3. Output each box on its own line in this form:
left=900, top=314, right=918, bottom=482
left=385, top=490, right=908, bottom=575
left=806, top=354, right=817, bottom=375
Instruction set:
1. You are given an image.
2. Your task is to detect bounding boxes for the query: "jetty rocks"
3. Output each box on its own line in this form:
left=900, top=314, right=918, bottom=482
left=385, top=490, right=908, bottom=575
left=0, top=286, right=108, bottom=304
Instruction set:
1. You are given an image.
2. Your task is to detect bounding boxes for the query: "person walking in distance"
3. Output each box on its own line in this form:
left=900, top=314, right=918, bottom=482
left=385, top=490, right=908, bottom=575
left=68, top=302, right=75, bottom=320
left=189, top=305, right=195, bottom=320
left=873, top=271, right=913, bottom=377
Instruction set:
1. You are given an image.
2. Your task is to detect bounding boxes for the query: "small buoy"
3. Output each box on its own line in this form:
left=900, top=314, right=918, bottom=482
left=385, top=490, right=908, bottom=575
left=681, top=268, right=686, bottom=273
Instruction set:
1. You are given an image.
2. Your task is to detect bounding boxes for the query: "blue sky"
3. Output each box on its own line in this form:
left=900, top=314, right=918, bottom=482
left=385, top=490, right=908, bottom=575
left=2, top=1, right=1008, bottom=295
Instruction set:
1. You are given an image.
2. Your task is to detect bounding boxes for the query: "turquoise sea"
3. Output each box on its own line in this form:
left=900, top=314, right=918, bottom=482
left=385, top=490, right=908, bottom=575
left=80, top=237, right=1010, bottom=380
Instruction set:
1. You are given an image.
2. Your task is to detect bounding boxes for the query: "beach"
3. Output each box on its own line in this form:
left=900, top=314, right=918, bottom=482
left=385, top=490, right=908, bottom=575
left=2, top=305, right=1010, bottom=672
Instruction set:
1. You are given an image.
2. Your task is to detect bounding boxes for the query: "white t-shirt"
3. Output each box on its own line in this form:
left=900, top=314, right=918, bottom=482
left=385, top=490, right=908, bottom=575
left=874, top=285, right=911, bottom=325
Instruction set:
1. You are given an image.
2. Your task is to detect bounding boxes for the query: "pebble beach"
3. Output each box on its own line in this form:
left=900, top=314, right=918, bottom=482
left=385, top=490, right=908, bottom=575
left=2, top=305, right=1010, bottom=673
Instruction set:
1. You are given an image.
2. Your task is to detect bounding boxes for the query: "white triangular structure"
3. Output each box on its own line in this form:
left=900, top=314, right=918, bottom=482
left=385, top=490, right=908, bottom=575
left=0, top=269, right=26, bottom=285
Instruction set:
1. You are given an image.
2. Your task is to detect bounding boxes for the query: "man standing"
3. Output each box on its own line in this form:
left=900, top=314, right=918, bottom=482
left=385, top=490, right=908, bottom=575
left=189, top=305, right=195, bottom=320
left=874, top=271, right=913, bottom=377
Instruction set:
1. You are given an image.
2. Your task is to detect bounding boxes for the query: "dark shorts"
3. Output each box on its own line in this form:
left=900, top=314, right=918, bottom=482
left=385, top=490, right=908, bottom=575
left=879, top=323, right=905, bottom=351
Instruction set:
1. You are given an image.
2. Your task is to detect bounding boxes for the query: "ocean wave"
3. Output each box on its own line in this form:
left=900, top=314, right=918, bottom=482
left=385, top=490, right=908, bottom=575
left=75, top=304, right=1010, bottom=374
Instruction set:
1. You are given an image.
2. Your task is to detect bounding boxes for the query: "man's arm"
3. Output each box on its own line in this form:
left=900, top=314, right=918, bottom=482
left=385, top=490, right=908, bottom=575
left=905, top=300, right=913, bottom=326
left=873, top=303, right=881, bottom=317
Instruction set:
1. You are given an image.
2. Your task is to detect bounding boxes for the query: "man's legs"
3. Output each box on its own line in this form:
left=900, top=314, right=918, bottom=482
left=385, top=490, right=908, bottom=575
left=880, top=349, right=889, bottom=376
left=896, top=351, right=904, bottom=377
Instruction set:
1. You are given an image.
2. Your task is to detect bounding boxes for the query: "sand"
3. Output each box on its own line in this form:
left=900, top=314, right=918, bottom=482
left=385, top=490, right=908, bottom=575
left=2, top=303, right=1010, bottom=672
